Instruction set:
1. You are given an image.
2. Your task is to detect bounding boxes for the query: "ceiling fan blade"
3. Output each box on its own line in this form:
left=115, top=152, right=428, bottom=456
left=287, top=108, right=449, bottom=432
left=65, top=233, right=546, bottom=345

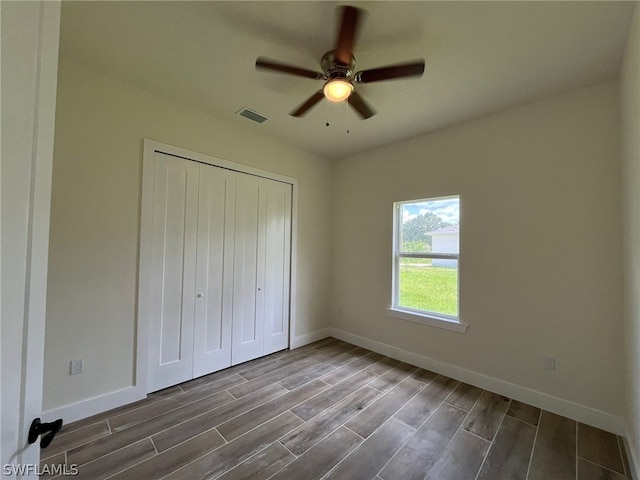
left=348, top=90, right=376, bottom=119
left=354, top=60, right=425, bottom=84
left=256, top=57, right=323, bottom=80
left=290, top=90, right=325, bottom=117
left=335, top=6, right=363, bottom=65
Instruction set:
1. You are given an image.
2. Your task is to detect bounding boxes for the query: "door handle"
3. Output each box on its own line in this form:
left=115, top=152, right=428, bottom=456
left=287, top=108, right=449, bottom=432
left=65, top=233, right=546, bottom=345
left=28, top=418, right=63, bottom=449
left=196, top=293, right=203, bottom=298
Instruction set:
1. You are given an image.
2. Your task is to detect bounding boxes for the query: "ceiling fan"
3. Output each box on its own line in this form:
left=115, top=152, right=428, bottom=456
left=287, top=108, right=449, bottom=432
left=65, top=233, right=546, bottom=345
left=255, top=5, right=425, bottom=119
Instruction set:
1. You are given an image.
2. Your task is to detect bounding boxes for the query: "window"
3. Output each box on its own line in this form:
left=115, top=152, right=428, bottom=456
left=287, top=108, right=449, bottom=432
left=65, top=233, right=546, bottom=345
left=388, top=195, right=466, bottom=333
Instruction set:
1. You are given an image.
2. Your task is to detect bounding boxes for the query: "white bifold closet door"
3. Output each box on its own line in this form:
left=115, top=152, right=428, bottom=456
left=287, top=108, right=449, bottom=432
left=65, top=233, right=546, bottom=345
left=231, top=176, right=292, bottom=364
left=146, top=151, right=291, bottom=393
left=231, top=174, right=267, bottom=365
left=263, top=179, right=292, bottom=355
left=193, top=165, right=236, bottom=378
left=147, top=154, right=199, bottom=392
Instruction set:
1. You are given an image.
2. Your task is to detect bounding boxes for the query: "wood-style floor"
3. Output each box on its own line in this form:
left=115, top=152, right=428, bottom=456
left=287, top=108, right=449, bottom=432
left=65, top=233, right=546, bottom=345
left=41, top=338, right=631, bottom=480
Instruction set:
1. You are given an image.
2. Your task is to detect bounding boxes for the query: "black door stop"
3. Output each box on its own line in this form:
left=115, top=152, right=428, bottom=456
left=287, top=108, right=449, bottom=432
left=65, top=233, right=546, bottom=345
left=28, top=418, right=63, bottom=449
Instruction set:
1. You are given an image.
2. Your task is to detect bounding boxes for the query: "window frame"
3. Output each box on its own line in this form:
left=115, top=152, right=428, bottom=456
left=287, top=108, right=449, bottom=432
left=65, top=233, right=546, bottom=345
left=388, top=195, right=468, bottom=333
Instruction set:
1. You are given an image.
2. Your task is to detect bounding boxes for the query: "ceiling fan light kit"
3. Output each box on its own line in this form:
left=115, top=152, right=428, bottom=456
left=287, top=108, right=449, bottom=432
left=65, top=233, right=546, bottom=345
left=255, top=5, right=425, bottom=120
left=323, top=78, right=354, bottom=102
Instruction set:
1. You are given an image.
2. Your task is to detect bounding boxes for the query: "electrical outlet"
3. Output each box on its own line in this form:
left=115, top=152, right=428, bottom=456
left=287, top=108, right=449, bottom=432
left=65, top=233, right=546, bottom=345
left=543, top=355, right=556, bottom=371
left=69, top=359, right=83, bottom=375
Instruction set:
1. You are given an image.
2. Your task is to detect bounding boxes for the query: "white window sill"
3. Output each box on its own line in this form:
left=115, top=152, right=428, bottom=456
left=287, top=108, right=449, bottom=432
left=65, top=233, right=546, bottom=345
left=386, top=308, right=468, bottom=333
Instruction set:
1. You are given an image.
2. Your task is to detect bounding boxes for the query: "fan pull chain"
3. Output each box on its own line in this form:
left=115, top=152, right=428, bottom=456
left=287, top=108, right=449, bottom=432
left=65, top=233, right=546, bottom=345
left=345, top=97, right=350, bottom=134
left=325, top=97, right=330, bottom=127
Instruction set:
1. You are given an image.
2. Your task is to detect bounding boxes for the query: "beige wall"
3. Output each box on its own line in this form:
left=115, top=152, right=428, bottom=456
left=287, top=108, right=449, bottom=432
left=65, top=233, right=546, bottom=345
left=621, top=3, right=640, bottom=474
left=331, top=81, right=624, bottom=417
left=43, top=60, right=333, bottom=411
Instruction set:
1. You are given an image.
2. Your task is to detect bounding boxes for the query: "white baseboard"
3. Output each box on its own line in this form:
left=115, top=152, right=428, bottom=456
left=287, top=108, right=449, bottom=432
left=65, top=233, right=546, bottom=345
left=41, top=385, right=146, bottom=425
left=290, top=328, right=331, bottom=349
left=329, top=327, right=626, bottom=436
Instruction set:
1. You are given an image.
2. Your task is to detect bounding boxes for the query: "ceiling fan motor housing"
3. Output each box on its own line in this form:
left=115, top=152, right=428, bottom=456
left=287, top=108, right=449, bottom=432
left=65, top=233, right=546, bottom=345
left=254, top=6, right=424, bottom=118
left=321, top=50, right=355, bottom=80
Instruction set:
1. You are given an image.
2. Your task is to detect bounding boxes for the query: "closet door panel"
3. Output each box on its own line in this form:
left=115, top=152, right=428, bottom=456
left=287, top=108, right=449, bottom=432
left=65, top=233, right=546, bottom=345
left=193, top=166, right=235, bottom=378
left=264, top=180, right=292, bottom=354
left=231, top=174, right=267, bottom=365
left=147, top=153, right=198, bottom=392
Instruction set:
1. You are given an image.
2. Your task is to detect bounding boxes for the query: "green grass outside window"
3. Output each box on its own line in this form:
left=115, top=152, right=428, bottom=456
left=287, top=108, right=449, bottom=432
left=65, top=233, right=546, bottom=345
left=398, top=264, right=458, bottom=316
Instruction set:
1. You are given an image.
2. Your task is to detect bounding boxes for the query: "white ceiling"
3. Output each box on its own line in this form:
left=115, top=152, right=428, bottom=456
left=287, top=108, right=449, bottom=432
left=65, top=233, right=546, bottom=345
left=59, top=1, right=635, bottom=159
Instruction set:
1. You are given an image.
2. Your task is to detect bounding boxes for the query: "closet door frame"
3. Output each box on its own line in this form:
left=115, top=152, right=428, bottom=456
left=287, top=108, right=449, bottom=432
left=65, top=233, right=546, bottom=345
left=137, top=139, right=298, bottom=394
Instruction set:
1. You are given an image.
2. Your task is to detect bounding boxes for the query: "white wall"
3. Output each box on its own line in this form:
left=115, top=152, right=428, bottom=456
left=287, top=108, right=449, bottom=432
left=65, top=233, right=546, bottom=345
left=43, top=60, right=332, bottom=412
left=332, top=81, right=624, bottom=424
left=621, top=3, right=640, bottom=476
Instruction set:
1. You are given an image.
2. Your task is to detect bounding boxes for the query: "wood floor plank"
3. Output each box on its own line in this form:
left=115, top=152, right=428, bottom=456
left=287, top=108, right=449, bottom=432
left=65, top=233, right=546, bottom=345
left=108, top=427, right=226, bottom=480
left=445, top=382, right=483, bottom=411
left=151, top=383, right=287, bottom=452
left=577, top=457, right=626, bottom=480
left=163, top=412, right=303, bottom=480
left=345, top=377, right=425, bottom=438
left=324, top=418, right=415, bottom=480
left=368, top=362, right=418, bottom=392
left=291, top=369, right=379, bottom=421
left=411, top=368, right=438, bottom=385
left=233, top=357, right=287, bottom=381
left=320, top=352, right=385, bottom=385
left=278, top=361, right=341, bottom=390
left=312, top=347, right=371, bottom=373
left=75, top=438, right=156, bottom=479
left=366, top=356, right=401, bottom=376
left=108, top=398, right=179, bottom=432
left=476, top=415, right=536, bottom=480
left=167, top=373, right=246, bottom=405
left=272, top=427, right=362, bottom=480
left=67, top=390, right=234, bottom=466
left=393, top=375, right=459, bottom=429
left=39, top=452, right=66, bottom=480
left=43, top=421, right=110, bottom=459
left=506, top=399, right=541, bottom=426
left=111, top=377, right=243, bottom=434
left=217, top=379, right=329, bottom=441
left=309, top=341, right=358, bottom=362
left=179, top=367, right=245, bottom=392
left=281, top=386, right=382, bottom=455
left=462, top=391, right=510, bottom=441
left=424, top=429, right=490, bottom=480
left=380, top=404, right=467, bottom=480
left=274, top=338, right=338, bottom=357
left=147, top=385, right=183, bottom=399
left=56, top=397, right=166, bottom=438
left=215, top=442, right=295, bottom=480
left=328, top=346, right=371, bottom=365
left=528, top=411, right=576, bottom=480
left=578, top=423, right=625, bottom=474
left=227, top=357, right=319, bottom=398
left=243, top=348, right=319, bottom=373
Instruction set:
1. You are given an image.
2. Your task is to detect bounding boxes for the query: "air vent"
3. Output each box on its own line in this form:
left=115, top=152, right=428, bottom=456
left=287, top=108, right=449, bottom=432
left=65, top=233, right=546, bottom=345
left=237, top=107, right=267, bottom=124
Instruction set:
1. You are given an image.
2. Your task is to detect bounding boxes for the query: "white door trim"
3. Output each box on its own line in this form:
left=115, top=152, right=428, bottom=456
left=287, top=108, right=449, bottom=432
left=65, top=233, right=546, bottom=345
left=1, top=0, right=60, bottom=472
left=137, top=139, right=298, bottom=394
